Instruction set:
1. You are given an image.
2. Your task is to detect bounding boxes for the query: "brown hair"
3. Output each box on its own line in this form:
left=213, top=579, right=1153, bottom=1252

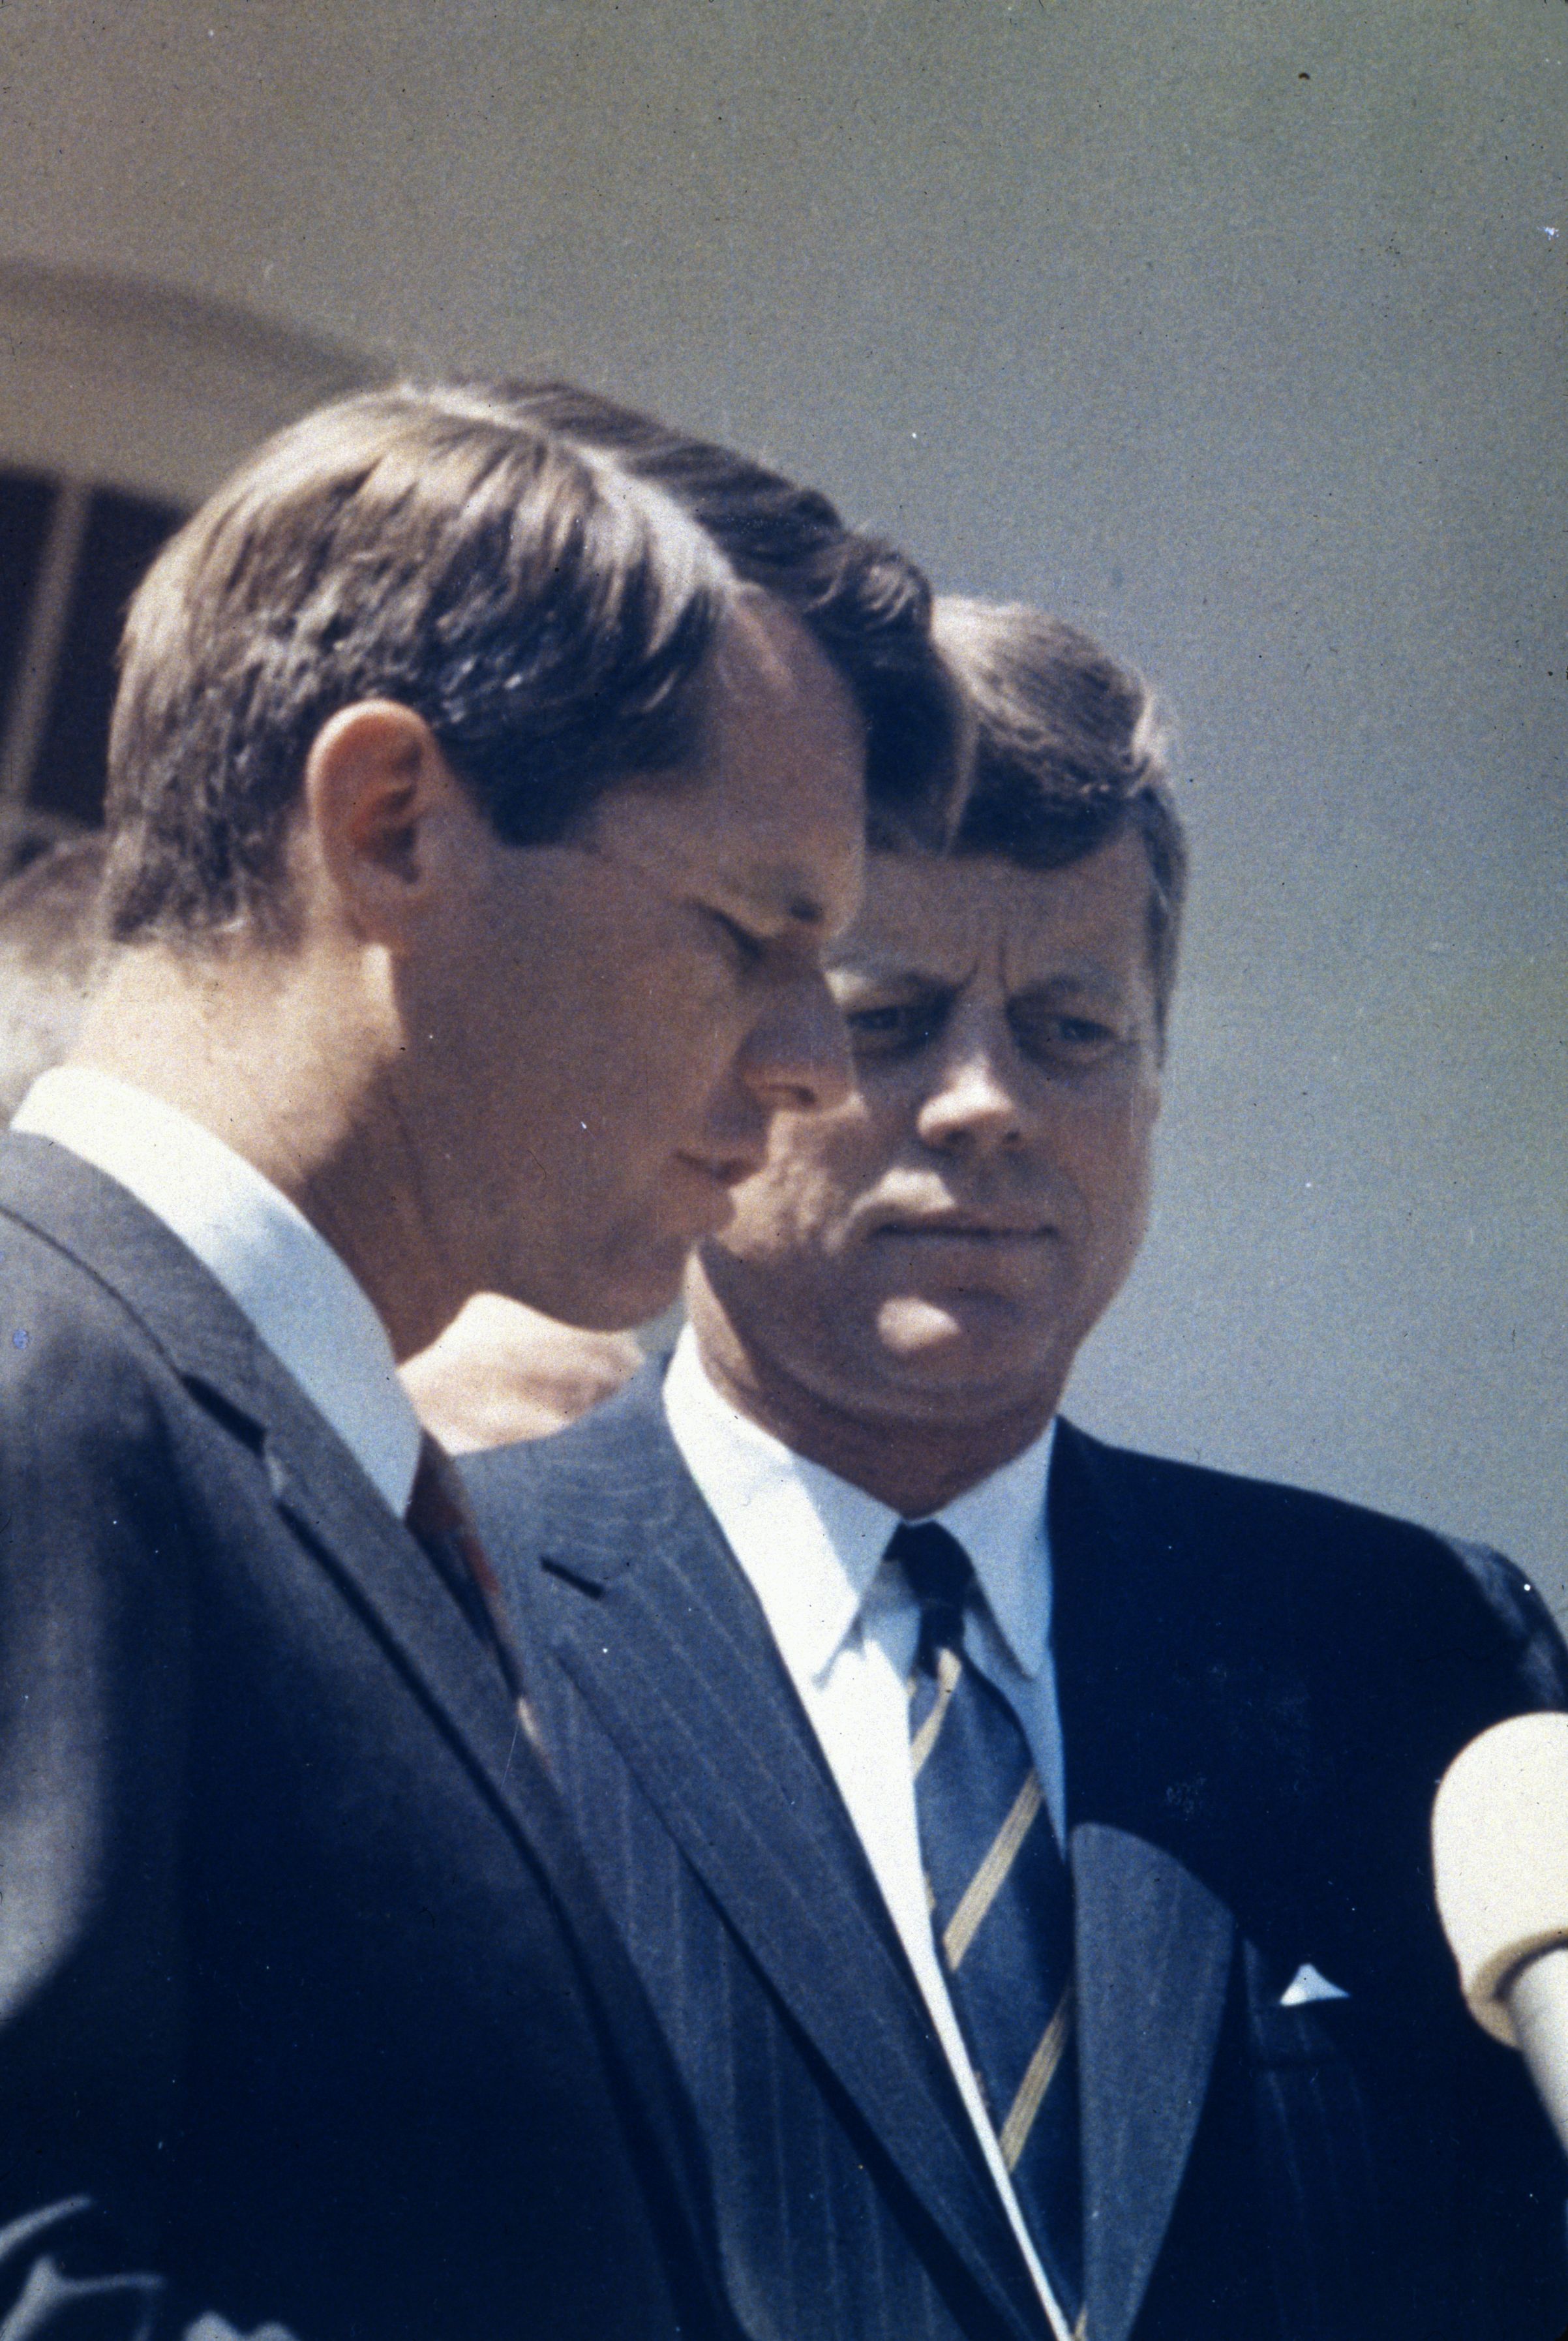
left=104, top=384, right=736, bottom=941
left=932, top=598, right=1188, bottom=1035
left=490, top=382, right=966, bottom=849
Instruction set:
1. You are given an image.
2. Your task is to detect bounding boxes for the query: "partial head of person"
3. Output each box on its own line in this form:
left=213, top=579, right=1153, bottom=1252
left=0, top=830, right=112, bottom=1122
left=687, top=596, right=1188, bottom=1515
left=80, top=383, right=963, bottom=1354
left=400, top=1292, right=642, bottom=1453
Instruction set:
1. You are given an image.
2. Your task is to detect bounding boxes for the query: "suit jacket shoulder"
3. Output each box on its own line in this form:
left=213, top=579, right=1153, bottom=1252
left=1045, top=1420, right=1568, bottom=2341
left=1046, top=1419, right=1568, bottom=1933
left=0, top=1138, right=729, bottom=2341
left=1056, top=1419, right=1563, bottom=1686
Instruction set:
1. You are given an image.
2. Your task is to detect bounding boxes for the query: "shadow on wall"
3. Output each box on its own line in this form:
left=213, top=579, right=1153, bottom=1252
left=0, top=257, right=381, bottom=853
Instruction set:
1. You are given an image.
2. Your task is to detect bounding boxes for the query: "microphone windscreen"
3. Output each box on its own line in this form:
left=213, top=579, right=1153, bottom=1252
left=1432, top=1712, right=1568, bottom=2046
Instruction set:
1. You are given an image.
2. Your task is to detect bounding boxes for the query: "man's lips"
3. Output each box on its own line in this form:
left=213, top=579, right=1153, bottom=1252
left=871, top=1214, right=1057, bottom=1242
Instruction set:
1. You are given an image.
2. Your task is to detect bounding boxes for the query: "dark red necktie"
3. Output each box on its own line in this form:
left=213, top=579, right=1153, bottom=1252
left=405, top=1430, right=543, bottom=1751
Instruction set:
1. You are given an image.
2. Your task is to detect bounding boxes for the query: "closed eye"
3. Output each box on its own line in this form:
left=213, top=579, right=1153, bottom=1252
left=706, top=907, right=768, bottom=972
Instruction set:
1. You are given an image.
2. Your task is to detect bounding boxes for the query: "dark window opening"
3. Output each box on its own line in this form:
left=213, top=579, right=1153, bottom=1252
left=0, top=472, right=57, bottom=742
left=29, top=487, right=183, bottom=827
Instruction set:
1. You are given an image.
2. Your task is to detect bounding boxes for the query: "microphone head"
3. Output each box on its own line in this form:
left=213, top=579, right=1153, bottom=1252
left=1432, top=1712, right=1568, bottom=2047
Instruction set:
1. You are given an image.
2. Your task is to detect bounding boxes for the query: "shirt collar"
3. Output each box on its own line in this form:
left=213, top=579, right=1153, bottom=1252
left=14, top=1066, right=424, bottom=1516
left=663, top=1325, right=1055, bottom=1685
left=938, top=1430, right=1055, bottom=1679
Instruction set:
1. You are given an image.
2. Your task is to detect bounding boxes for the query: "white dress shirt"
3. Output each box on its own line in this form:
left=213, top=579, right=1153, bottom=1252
left=663, top=1325, right=1074, bottom=2339
left=14, top=1066, right=423, bottom=1517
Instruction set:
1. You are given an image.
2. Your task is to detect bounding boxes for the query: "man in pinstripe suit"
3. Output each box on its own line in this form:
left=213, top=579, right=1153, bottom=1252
left=466, top=599, right=1568, bottom=2341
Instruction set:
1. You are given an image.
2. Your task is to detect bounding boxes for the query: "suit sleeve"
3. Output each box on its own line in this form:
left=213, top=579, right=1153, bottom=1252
left=1447, top=1537, right=1568, bottom=1715
left=0, top=1289, right=297, bottom=2341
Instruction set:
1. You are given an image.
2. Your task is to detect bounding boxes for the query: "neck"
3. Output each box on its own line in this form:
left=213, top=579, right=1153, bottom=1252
left=73, top=941, right=459, bottom=1359
left=687, top=1278, right=1056, bottom=1517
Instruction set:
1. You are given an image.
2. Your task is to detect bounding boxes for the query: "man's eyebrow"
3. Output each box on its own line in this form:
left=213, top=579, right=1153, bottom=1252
left=825, top=949, right=947, bottom=983
left=1012, top=967, right=1129, bottom=1005
left=732, top=869, right=832, bottom=930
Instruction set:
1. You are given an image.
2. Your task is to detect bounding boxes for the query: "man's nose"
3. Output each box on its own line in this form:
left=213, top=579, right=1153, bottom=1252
left=916, top=1031, right=1029, bottom=1155
left=740, top=967, right=853, bottom=1116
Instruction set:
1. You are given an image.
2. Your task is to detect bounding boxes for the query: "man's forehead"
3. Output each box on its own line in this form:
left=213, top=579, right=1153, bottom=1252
left=587, top=654, right=865, bottom=937
left=827, top=841, right=1154, bottom=984
left=821, top=867, right=1064, bottom=981
left=587, top=800, right=853, bottom=928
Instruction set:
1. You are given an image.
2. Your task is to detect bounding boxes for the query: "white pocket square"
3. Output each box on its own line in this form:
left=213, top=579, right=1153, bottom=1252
left=1280, top=1961, right=1350, bottom=2006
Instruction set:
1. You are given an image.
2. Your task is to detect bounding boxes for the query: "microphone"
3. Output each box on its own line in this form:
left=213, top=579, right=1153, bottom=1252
left=1432, top=1713, right=1568, bottom=2156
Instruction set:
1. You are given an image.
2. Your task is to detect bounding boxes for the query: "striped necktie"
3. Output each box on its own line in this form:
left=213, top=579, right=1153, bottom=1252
left=892, top=1518, right=1084, bottom=2333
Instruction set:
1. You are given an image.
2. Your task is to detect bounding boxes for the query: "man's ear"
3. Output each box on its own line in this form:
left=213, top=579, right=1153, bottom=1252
left=301, top=701, right=464, bottom=944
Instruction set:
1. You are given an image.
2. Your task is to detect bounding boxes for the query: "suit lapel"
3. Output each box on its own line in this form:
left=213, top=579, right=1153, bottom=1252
left=1049, top=1421, right=1237, bottom=2341
left=492, top=1386, right=1048, bottom=2341
left=0, top=1139, right=710, bottom=2164
left=1, top=1136, right=549, bottom=1849
left=1072, top=1823, right=1232, bottom=2341
left=258, top=1371, right=558, bottom=1832
left=504, top=1391, right=1245, bottom=2341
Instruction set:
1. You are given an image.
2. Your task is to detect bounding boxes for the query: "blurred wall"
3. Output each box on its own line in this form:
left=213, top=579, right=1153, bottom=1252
left=1, top=0, right=1563, bottom=1603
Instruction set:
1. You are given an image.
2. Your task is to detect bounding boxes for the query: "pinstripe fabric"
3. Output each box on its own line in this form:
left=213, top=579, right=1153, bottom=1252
left=1242, top=1940, right=1383, bottom=2341
left=528, top=1514, right=1044, bottom=2341
left=464, top=1374, right=1568, bottom=2341
left=549, top=1662, right=973, bottom=2340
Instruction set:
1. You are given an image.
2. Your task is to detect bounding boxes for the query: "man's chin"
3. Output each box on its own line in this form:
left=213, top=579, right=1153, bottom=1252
left=865, top=1299, right=1055, bottom=1413
left=873, top=1289, right=1029, bottom=1361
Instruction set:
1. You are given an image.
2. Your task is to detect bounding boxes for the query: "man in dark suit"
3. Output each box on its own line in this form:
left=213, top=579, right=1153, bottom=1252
left=0, top=383, right=963, bottom=2340
left=466, top=597, right=1568, bottom=2341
